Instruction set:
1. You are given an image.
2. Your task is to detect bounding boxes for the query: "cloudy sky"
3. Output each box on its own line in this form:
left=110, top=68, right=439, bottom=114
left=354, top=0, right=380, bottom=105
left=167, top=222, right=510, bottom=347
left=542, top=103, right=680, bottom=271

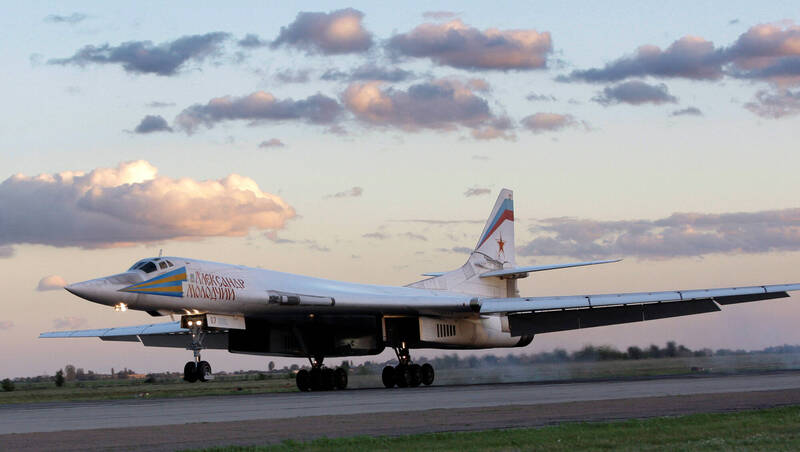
left=2, top=1, right=800, bottom=378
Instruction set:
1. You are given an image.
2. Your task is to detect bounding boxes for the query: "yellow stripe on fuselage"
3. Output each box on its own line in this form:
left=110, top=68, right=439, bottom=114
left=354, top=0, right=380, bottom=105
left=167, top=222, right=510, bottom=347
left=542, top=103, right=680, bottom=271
left=127, top=271, right=187, bottom=290
left=122, top=285, right=183, bottom=293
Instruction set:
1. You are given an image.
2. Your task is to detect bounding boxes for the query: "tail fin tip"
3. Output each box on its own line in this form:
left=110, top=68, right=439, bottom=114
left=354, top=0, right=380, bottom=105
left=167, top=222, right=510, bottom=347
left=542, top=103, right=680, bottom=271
left=474, top=188, right=515, bottom=266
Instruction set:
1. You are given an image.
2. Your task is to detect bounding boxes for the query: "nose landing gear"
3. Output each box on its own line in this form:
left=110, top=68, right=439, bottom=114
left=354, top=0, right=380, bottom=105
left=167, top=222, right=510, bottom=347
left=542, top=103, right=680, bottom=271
left=182, top=321, right=213, bottom=383
left=382, top=345, right=434, bottom=388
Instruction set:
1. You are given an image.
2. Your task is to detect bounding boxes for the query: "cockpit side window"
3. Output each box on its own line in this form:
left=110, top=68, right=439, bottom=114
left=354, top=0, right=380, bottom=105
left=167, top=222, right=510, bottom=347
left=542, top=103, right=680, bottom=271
left=140, top=262, right=157, bottom=273
left=166, top=260, right=174, bottom=267
left=159, top=261, right=168, bottom=270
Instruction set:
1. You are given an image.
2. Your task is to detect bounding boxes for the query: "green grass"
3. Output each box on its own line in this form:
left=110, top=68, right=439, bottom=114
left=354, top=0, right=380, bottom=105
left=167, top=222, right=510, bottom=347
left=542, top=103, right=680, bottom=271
left=0, top=375, right=296, bottom=404
left=191, top=405, right=800, bottom=451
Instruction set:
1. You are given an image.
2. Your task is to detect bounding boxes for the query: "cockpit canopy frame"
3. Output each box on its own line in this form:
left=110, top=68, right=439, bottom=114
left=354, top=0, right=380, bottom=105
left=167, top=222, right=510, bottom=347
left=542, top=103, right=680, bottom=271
left=128, top=258, right=175, bottom=274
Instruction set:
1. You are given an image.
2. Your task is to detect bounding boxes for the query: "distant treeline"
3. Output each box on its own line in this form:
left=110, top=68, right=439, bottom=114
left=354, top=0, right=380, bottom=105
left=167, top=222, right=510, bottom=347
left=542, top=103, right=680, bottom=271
left=8, top=343, right=800, bottom=383
left=411, top=343, right=800, bottom=370
left=353, top=343, right=800, bottom=371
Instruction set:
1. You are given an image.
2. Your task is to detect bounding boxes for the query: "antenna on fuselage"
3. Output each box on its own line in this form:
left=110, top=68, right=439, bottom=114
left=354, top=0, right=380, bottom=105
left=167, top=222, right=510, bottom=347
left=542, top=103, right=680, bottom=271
left=158, top=248, right=163, bottom=258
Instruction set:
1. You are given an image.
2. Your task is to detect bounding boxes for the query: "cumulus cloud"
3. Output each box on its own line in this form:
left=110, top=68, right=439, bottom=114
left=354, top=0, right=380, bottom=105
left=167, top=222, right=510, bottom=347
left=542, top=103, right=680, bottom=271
left=49, top=32, right=230, bottom=76
left=133, top=115, right=172, bottom=134
left=521, top=112, right=578, bottom=133
left=566, top=36, right=724, bottom=82
left=464, top=187, right=491, bottom=197
left=744, top=89, right=800, bottom=118
left=593, top=80, right=678, bottom=106
left=0, top=321, right=13, bottom=330
left=175, top=91, right=343, bottom=133
left=0, top=160, right=295, bottom=248
left=566, top=23, right=800, bottom=88
left=388, top=19, right=552, bottom=70
left=44, top=13, right=87, bottom=24
left=53, top=317, right=88, bottom=329
left=326, top=186, right=363, bottom=198
left=274, top=68, right=311, bottom=83
left=726, top=23, right=800, bottom=86
left=37, top=275, right=68, bottom=291
left=0, top=246, right=12, bottom=258
left=736, top=56, right=800, bottom=85
left=520, top=208, right=800, bottom=260
left=321, top=64, right=415, bottom=82
left=271, top=8, right=373, bottom=54
left=238, top=33, right=268, bottom=48
left=671, top=106, right=703, bottom=116
left=526, top=92, right=557, bottom=102
left=471, top=116, right=515, bottom=141
left=343, top=78, right=509, bottom=138
left=259, top=138, right=286, bottom=148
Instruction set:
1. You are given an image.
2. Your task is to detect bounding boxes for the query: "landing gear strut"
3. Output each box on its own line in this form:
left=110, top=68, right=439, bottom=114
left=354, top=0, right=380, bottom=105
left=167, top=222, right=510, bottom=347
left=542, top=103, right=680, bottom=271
left=182, top=322, right=212, bottom=383
left=295, top=356, right=349, bottom=392
left=382, top=344, right=434, bottom=388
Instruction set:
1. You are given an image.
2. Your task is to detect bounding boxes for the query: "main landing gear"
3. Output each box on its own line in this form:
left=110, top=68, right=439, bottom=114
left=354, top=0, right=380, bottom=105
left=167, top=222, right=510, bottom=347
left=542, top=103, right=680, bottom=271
left=382, top=345, right=434, bottom=388
left=295, top=356, right=348, bottom=392
left=183, top=321, right=213, bottom=383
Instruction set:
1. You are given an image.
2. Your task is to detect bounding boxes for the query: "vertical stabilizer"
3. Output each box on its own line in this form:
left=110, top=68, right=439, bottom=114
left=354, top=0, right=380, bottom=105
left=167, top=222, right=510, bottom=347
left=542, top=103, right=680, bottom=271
left=473, top=188, right=515, bottom=268
left=407, top=189, right=516, bottom=297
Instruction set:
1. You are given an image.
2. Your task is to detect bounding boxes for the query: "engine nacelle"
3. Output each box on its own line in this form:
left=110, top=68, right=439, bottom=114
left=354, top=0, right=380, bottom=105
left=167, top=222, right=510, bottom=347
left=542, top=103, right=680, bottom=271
left=416, top=315, right=532, bottom=349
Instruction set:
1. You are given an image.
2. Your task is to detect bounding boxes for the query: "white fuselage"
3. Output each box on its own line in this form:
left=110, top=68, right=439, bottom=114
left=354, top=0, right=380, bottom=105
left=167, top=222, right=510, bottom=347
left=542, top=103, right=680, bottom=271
left=66, top=257, right=525, bottom=351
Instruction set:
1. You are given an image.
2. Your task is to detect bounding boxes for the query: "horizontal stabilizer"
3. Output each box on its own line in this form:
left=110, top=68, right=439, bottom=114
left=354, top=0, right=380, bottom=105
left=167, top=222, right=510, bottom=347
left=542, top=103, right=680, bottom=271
left=479, top=259, right=622, bottom=279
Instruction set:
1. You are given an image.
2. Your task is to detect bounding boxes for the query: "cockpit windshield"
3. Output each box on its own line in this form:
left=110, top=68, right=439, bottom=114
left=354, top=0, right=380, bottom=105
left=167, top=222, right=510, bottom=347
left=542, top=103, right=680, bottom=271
left=128, top=258, right=175, bottom=274
left=128, top=260, right=148, bottom=271
left=139, top=261, right=158, bottom=273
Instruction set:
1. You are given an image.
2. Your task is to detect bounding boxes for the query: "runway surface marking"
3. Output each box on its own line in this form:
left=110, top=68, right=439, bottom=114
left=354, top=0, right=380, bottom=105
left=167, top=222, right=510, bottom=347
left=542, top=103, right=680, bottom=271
left=2, top=372, right=800, bottom=435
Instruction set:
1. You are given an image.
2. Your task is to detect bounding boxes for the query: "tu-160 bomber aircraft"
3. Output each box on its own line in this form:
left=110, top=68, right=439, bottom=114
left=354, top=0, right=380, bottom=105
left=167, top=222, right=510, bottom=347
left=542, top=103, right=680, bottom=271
left=42, top=189, right=800, bottom=391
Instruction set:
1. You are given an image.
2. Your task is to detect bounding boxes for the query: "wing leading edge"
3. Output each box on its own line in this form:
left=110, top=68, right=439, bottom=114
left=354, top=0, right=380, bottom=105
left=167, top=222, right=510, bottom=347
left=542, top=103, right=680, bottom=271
left=40, top=322, right=187, bottom=342
left=39, top=322, right=231, bottom=349
left=480, top=283, right=800, bottom=336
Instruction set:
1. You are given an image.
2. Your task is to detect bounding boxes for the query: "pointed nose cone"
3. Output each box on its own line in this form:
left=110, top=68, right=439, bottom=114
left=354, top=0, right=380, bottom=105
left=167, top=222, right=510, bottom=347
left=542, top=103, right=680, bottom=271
left=64, top=280, right=95, bottom=301
left=64, top=273, right=141, bottom=307
left=64, top=278, right=125, bottom=306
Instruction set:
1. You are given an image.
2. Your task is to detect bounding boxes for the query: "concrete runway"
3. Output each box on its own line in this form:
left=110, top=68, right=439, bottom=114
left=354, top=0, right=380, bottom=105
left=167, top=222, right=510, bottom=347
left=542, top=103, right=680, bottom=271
left=3, top=371, right=800, bottom=435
